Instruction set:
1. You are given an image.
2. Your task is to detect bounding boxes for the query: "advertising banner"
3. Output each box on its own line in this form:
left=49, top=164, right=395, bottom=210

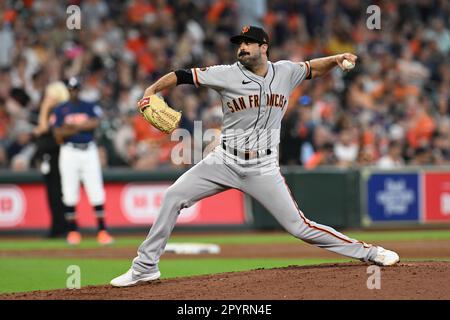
left=367, top=173, right=420, bottom=222
left=0, top=183, right=246, bottom=230
left=424, top=172, right=450, bottom=222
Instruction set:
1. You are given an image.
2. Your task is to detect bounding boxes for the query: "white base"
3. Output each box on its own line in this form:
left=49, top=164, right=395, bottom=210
left=164, top=243, right=221, bottom=255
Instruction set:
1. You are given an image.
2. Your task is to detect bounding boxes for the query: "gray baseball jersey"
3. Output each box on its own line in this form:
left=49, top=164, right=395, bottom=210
left=192, top=60, right=307, bottom=151
left=131, top=60, right=378, bottom=274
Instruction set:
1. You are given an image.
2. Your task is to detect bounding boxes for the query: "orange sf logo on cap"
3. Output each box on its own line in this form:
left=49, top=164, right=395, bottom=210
left=241, top=26, right=250, bottom=34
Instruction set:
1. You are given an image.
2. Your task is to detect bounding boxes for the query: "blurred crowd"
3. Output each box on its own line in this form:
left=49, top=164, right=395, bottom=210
left=0, top=0, right=449, bottom=171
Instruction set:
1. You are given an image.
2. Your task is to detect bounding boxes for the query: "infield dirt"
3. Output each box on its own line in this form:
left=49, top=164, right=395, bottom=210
left=1, top=238, right=450, bottom=300
left=1, top=239, right=450, bottom=259
left=1, top=262, right=449, bottom=300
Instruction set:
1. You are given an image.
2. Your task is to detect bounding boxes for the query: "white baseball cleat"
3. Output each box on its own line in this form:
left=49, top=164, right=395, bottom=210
left=370, top=246, right=400, bottom=266
left=110, top=268, right=161, bottom=287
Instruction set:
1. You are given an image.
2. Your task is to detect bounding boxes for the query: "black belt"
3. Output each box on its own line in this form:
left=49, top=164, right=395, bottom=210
left=66, top=142, right=92, bottom=150
left=222, top=142, right=272, bottom=160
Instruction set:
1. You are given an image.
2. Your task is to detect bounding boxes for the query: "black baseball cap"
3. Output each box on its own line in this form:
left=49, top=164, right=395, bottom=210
left=67, top=76, right=81, bottom=90
left=230, top=26, right=269, bottom=45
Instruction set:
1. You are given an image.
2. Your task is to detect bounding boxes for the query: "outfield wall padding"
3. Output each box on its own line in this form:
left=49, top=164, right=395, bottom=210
left=250, top=167, right=361, bottom=230
left=0, top=168, right=360, bottom=231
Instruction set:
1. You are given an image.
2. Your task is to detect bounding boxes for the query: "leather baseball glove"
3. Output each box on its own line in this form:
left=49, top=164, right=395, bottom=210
left=138, top=95, right=182, bottom=134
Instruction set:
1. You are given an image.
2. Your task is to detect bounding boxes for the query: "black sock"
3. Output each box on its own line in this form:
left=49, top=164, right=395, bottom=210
left=64, top=206, right=78, bottom=232
left=97, top=217, right=105, bottom=231
left=67, top=220, right=78, bottom=232
left=94, top=205, right=106, bottom=231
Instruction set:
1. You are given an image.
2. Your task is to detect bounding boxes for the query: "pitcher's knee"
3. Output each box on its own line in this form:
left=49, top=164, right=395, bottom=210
left=164, top=185, right=188, bottom=209
left=283, top=220, right=315, bottom=241
left=283, top=220, right=305, bottom=238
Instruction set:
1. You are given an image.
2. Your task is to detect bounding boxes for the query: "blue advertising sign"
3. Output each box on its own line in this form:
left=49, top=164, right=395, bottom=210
left=367, top=173, right=420, bottom=222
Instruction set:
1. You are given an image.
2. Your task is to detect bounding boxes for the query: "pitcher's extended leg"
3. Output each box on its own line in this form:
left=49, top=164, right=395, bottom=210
left=132, top=152, right=241, bottom=273
left=242, top=169, right=377, bottom=261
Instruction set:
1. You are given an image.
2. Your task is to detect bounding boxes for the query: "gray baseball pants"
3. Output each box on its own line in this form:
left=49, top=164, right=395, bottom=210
left=132, top=147, right=377, bottom=273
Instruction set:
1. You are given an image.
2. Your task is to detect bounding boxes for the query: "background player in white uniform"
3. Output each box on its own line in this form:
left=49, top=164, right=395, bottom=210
left=52, top=77, right=114, bottom=245
left=111, top=26, right=399, bottom=287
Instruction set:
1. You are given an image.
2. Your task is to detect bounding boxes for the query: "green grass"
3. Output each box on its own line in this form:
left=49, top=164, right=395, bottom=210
left=0, top=237, right=142, bottom=250
left=0, top=257, right=346, bottom=294
left=1, top=229, right=449, bottom=294
left=346, top=230, right=450, bottom=242
left=0, top=230, right=449, bottom=250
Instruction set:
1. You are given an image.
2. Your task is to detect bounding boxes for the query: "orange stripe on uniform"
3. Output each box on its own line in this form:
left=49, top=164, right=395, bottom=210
left=193, top=68, right=200, bottom=87
left=280, top=174, right=362, bottom=245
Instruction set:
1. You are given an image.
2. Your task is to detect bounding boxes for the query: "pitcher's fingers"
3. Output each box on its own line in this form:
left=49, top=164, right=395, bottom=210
left=344, top=53, right=358, bottom=62
left=336, top=58, right=345, bottom=70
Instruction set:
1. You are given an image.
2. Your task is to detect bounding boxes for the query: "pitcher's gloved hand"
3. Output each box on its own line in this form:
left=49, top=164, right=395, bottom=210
left=138, top=95, right=182, bottom=134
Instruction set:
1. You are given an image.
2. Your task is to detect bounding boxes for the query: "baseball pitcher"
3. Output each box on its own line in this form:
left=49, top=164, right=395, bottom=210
left=111, top=26, right=399, bottom=287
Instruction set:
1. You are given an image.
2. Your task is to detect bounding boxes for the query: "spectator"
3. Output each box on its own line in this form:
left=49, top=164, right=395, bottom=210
left=334, top=128, right=359, bottom=168
left=377, top=141, right=405, bottom=169
left=410, top=146, right=433, bottom=166
left=237, top=0, right=267, bottom=28
left=304, top=142, right=336, bottom=170
left=0, top=18, right=14, bottom=67
left=0, top=0, right=448, bottom=171
left=280, top=95, right=315, bottom=165
left=202, top=103, right=223, bottom=156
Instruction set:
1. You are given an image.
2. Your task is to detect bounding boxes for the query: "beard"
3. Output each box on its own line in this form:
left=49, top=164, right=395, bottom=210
left=237, top=51, right=261, bottom=68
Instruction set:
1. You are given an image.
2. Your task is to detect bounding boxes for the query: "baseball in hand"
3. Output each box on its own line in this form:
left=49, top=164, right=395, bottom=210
left=342, top=59, right=355, bottom=70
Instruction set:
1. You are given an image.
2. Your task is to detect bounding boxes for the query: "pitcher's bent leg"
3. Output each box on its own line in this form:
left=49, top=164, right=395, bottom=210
left=242, top=170, right=377, bottom=261
left=132, top=154, right=241, bottom=273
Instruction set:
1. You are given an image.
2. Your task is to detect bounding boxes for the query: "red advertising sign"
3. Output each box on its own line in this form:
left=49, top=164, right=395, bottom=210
left=424, top=172, right=450, bottom=222
left=0, top=182, right=246, bottom=230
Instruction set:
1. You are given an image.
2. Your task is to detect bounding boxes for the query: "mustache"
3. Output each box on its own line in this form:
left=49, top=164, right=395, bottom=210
left=238, top=51, right=250, bottom=57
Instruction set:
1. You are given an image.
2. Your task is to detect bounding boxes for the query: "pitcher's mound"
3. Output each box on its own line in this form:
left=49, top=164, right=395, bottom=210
left=2, top=262, right=449, bottom=300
